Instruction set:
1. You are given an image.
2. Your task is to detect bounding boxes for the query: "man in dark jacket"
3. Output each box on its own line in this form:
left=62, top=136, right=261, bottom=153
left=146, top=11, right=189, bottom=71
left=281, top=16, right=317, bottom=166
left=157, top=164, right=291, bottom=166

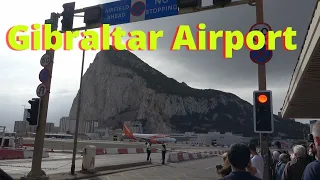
left=161, top=142, right=166, bottom=164
left=218, top=143, right=261, bottom=180
left=275, top=153, right=290, bottom=180
left=282, top=145, right=309, bottom=180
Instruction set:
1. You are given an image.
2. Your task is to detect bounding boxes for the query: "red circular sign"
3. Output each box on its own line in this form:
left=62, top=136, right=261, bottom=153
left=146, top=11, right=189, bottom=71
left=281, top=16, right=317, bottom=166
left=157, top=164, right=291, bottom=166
left=131, top=1, right=146, bottom=16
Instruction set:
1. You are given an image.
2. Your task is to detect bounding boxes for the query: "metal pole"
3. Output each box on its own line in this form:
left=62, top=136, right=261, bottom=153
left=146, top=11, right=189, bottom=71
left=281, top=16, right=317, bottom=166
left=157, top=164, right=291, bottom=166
left=255, top=0, right=270, bottom=180
left=71, top=30, right=86, bottom=175
left=27, top=12, right=59, bottom=179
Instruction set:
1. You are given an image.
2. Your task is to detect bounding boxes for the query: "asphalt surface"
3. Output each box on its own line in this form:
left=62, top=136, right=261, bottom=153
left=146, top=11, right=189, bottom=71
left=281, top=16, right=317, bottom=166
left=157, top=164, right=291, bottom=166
left=86, top=156, right=223, bottom=180
left=1, top=153, right=163, bottom=179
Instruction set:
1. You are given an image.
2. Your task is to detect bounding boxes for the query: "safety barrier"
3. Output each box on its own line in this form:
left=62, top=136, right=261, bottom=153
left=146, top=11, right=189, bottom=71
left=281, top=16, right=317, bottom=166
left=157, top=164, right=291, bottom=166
left=104, top=148, right=161, bottom=154
left=167, top=150, right=227, bottom=163
left=167, top=152, right=217, bottom=163
left=0, top=148, right=49, bottom=160
left=0, top=149, right=24, bottom=160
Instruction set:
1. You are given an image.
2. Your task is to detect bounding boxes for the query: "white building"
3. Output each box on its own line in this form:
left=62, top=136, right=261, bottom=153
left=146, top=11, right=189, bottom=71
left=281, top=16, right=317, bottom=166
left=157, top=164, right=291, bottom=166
left=22, top=109, right=29, bottom=122
left=45, top=123, right=55, bottom=133
left=59, top=117, right=76, bottom=133
left=171, top=131, right=251, bottom=146
left=14, top=121, right=27, bottom=133
left=84, top=120, right=98, bottom=133
left=199, top=132, right=251, bottom=146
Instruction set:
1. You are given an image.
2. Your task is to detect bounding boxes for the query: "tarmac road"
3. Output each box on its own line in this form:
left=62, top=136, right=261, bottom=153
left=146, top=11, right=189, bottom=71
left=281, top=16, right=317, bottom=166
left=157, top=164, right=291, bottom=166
left=87, top=156, right=223, bottom=180
left=1, top=153, right=162, bottom=179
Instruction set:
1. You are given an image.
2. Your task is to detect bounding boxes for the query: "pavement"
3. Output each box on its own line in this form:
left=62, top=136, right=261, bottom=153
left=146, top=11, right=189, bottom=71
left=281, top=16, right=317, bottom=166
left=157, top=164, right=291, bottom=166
left=0, top=153, right=163, bottom=179
left=85, top=156, right=223, bottom=180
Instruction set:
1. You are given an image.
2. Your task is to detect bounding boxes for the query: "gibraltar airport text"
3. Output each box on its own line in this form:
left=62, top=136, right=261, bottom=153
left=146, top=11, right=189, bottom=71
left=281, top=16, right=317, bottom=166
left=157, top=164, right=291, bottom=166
left=5, top=23, right=297, bottom=58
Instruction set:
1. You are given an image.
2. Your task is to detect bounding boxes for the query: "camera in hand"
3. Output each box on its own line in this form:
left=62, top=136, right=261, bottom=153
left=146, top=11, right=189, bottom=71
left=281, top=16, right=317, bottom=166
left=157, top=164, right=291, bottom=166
left=308, top=134, right=314, bottom=143
left=216, top=165, right=223, bottom=170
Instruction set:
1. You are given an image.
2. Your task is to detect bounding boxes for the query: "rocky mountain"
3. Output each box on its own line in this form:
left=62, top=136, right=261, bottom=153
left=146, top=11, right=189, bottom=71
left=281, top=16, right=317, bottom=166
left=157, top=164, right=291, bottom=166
left=68, top=48, right=308, bottom=138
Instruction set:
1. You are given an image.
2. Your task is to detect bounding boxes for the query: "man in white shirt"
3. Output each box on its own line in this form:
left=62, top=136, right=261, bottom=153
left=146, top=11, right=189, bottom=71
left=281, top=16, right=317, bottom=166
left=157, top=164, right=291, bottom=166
left=146, top=141, right=151, bottom=161
left=248, top=143, right=264, bottom=178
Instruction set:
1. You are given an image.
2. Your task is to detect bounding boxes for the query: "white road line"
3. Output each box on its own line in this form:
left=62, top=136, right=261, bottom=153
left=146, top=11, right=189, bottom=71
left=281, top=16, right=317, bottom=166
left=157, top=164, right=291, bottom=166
left=205, top=166, right=215, bottom=170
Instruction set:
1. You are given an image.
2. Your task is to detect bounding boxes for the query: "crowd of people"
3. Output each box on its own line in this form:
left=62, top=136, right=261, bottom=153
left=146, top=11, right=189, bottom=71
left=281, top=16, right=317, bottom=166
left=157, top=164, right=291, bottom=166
left=216, top=120, right=320, bottom=180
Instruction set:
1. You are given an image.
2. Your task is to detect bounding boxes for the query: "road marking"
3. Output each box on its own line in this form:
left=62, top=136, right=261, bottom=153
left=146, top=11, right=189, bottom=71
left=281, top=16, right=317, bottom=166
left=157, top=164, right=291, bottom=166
left=205, top=166, right=215, bottom=170
left=164, top=172, right=180, bottom=180
left=120, top=173, right=129, bottom=180
left=133, top=171, right=147, bottom=180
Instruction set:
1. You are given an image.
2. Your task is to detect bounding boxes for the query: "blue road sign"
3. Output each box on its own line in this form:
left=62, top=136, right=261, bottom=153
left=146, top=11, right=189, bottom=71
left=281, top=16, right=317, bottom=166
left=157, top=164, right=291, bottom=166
left=39, top=68, right=50, bottom=83
left=101, top=0, right=178, bottom=25
left=250, top=46, right=273, bottom=65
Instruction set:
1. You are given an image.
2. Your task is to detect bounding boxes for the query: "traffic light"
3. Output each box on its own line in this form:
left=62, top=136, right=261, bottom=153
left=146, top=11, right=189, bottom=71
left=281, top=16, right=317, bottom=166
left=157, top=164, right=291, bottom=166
left=178, top=0, right=201, bottom=8
left=61, top=2, right=75, bottom=31
left=253, top=90, right=274, bottom=133
left=212, top=0, right=232, bottom=7
left=84, top=6, right=101, bottom=26
left=26, top=98, right=41, bottom=126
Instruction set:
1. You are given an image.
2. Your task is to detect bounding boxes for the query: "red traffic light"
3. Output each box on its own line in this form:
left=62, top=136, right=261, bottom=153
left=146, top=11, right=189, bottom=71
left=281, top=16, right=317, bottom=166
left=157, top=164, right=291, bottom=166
left=258, top=94, right=268, bottom=103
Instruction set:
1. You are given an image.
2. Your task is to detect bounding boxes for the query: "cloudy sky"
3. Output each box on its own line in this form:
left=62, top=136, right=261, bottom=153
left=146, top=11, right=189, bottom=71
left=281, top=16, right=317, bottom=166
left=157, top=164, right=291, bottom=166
left=0, top=0, right=317, bottom=131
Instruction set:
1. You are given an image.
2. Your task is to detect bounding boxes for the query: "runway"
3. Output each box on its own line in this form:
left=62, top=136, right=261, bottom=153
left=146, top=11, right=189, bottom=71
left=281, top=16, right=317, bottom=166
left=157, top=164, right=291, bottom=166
left=88, top=156, right=223, bottom=180
left=22, top=138, right=229, bottom=151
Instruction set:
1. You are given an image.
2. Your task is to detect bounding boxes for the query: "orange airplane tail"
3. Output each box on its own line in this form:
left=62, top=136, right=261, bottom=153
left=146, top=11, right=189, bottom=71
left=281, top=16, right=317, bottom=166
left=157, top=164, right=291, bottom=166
left=123, top=123, right=133, bottom=136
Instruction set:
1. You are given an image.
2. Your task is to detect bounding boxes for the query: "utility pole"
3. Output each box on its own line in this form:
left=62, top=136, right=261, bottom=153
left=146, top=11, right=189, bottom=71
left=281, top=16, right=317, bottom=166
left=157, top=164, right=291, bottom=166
left=26, top=13, right=59, bottom=180
left=71, top=30, right=87, bottom=175
left=255, top=0, right=270, bottom=180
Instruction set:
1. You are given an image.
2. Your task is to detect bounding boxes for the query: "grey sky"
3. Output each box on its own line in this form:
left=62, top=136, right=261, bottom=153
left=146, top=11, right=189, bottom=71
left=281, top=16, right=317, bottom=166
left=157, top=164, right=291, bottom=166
left=0, top=0, right=316, bottom=131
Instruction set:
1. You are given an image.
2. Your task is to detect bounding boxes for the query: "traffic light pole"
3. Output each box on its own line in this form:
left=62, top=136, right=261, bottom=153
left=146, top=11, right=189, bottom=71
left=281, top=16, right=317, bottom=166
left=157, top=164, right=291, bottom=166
left=255, top=1, right=270, bottom=180
left=71, top=30, right=87, bottom=175
left=27, top=13, right=59, bottom=180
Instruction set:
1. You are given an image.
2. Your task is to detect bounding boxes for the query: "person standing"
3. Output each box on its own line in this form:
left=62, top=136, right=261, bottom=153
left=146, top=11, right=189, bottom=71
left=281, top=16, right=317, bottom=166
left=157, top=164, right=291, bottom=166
left=248, top=144, right=264, bottom=177
left=302, top=121, right=320, bottom=180
left=161, top=142, right=167, bottom=164
left=146, top=141, right=151, bottom=161
left=275, top=153, right=290, bottom=180
left=282, top=145, right=309, bottom=180
left=218, top=143, right=261, bottom=180
left=272, top=141, right=283, bottom=162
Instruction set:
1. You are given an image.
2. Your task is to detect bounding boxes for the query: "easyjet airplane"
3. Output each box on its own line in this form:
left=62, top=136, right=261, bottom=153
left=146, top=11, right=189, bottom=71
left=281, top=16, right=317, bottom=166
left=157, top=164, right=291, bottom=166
left=123, top=123, right=176, bottom=144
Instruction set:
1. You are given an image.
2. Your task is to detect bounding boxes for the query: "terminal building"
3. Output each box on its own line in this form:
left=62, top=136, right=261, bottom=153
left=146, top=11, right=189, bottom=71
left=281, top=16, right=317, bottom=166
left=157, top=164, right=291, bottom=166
left=170, top=131, right=251, bottom=146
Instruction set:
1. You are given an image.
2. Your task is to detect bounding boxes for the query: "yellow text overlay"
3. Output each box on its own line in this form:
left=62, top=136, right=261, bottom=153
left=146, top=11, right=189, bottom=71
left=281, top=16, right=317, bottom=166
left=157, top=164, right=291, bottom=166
left=5, top=23, right=297, bottom=58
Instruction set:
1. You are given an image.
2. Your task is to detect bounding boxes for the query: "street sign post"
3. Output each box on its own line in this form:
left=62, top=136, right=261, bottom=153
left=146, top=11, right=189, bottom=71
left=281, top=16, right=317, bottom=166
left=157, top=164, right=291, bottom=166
left=28, top=13, right=59, bottom=179
left=101, top=0, right=178, bottom=25
left=251, top=3, right=270, bottom=179
left=40, top=54, right=51, bottom=67
left=39, top=68, right=50, bottom=83
left=250, top=46, right=272, bottom=65
left=36, top=84, right=47, bottom=98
